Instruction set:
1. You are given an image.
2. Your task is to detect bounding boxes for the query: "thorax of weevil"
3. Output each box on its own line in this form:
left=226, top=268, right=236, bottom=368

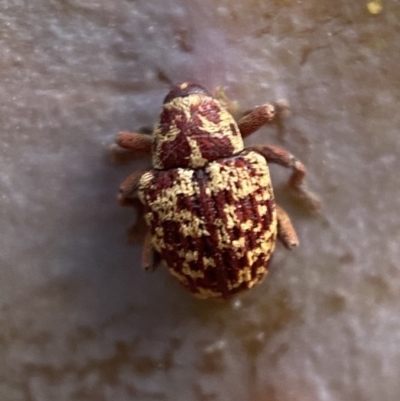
left=152, top=92, right=244, bottom=169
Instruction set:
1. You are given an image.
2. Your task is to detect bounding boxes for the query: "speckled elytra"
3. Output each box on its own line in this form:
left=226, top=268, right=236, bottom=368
left=114, top=82, right=320, bottom=299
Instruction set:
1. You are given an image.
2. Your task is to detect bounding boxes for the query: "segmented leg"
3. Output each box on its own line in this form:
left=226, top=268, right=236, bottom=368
left=116, top=131, right=152, bottom=154
left=118, top=170, right=146, bottom=207
left=214, top=86, right=240, bottom=116
left=252, top=145, right=321, bottom=211
left=238, top=104, right=276, bottom=138
left=142, top=230, right=161, bottom=271
left=276, top=204, right=299, bottom=249
left=119, top=170, right=145, bottom=240
left=109, top=132, right=152, bottom=164
left=119, top=169, right=159, bottom=270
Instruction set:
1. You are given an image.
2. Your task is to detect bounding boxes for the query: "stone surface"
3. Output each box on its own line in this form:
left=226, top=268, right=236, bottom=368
left=1, top=0, right=400, bottom=400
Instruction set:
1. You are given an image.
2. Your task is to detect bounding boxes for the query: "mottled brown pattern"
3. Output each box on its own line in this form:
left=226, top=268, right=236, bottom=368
left=194, top=100, right=222, bottom=125
left=152, top=94, right=244, bottom=170
left=139, top=151, right=277, bottom=299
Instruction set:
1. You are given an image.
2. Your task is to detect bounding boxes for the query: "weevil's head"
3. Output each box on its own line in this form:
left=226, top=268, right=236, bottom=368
left=152, top=82, right=244, bottom=169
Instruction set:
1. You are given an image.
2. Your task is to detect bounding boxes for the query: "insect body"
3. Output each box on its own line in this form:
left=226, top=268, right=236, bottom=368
left=115, top=83, right=320, bottom=299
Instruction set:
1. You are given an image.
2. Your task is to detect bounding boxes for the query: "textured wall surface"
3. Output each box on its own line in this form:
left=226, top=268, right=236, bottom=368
left=1, top=0, right=400, bottom=400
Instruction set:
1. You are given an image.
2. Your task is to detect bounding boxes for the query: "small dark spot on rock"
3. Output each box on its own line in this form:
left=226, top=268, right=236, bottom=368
left=323, top=292, right=347, bottom=314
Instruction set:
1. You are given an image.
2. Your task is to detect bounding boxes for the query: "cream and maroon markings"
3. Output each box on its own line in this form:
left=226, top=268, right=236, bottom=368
left=138, top=151, right=277, bottom=299
left=152, top=94, right=244, bottom=170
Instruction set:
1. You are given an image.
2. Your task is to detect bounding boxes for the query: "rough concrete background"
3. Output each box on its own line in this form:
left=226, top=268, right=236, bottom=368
left=1, top=0, right=400, bottom=400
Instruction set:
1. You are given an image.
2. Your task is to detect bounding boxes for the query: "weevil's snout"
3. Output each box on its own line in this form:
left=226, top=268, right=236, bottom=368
left=163, top=82, right=212, bottom=104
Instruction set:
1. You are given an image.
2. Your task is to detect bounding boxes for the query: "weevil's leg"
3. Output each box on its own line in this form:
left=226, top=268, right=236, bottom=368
left=214, top=86, right=240, bottom=116
left=238, top=104, right=276, bottom=138
left=142, top=230, right=162, bottom=271
left=119, top=169, right=155, bottom=251
left=116, top=131, right=152, bottom=153
left=118, top=170, right=145, bottom=207
left=276, top=204, right=299, bottom=249
left=119, top=170, right=146, bottom=241
left=109, top=131, right=153, bottom=164
left=252, top=145, right=321, bottom=211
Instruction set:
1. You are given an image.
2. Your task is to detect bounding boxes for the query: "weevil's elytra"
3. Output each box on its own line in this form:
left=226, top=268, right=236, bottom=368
left=115, top=82, right=320, bottom=299
left=138, top=151, right=276, bottom=299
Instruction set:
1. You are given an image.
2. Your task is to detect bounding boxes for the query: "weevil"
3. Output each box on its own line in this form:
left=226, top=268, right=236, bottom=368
left=114, top=82, right=320, bottom=299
